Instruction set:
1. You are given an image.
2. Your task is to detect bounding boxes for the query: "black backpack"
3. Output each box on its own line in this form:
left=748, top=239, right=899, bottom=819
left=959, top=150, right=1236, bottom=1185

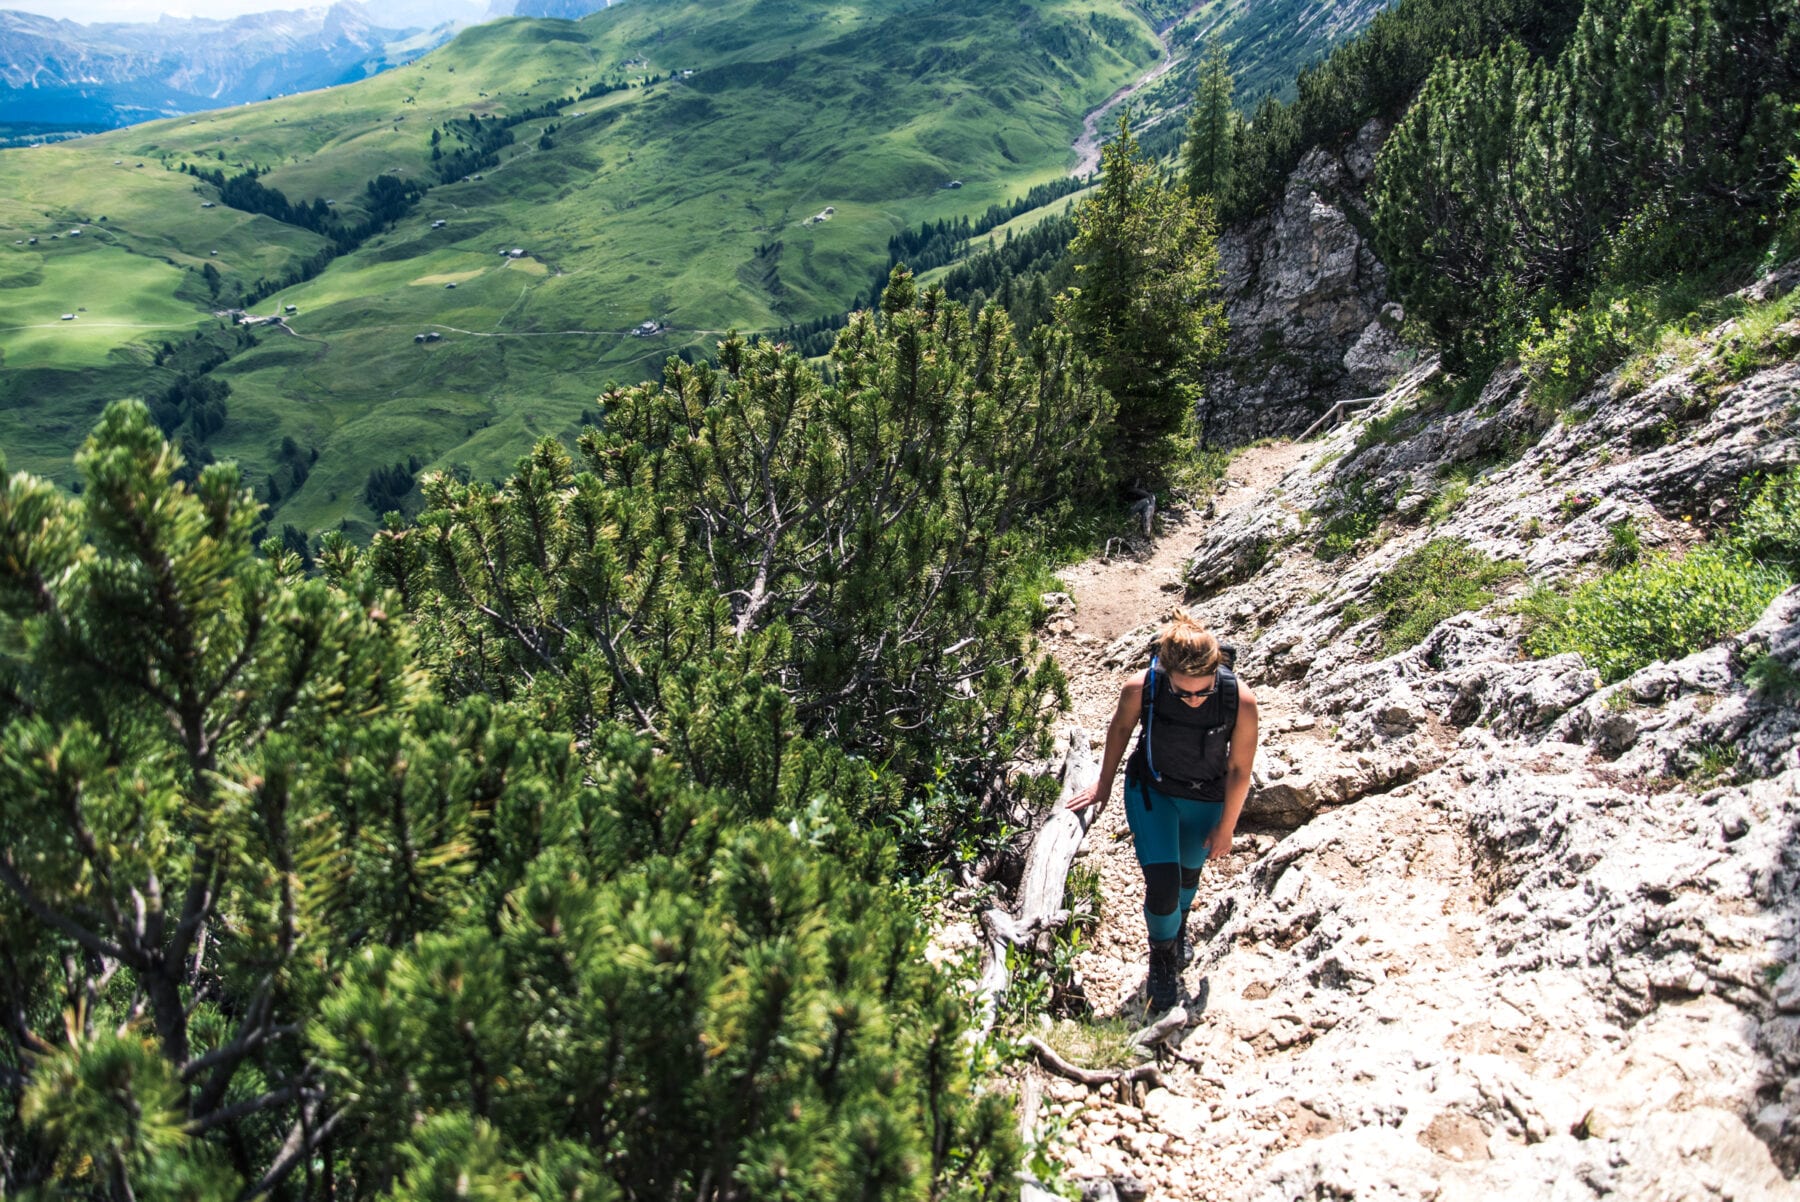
left=1137, top=644, right=1239, bottom=803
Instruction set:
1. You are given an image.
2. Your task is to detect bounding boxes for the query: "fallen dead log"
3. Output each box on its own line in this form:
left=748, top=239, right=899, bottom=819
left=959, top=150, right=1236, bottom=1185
left=1021, top=1035, right=1162, bottom=1089
left=974, top=729, right=1100, bottom=1031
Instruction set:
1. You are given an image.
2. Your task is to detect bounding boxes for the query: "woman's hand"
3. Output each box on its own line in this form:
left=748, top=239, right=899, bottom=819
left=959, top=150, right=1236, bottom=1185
left=1208, top=822, right=1235, bottom=861
left=1066, top=782, right=1107, bottom=813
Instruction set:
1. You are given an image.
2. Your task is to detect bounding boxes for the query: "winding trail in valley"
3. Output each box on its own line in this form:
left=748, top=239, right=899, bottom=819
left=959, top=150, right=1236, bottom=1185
left=1071, top=1, right=1208, bottom=176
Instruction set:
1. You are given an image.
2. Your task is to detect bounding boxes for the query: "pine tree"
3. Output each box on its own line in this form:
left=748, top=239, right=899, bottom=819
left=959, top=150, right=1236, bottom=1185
left=1371, top=0, right=1800, bottom=366
left=0, top=402, right=1025, bottom=1199
left=1183, top=37, right=1235, bottom=201
left=355, top=274, right=1108, bottom=837
left=1372, top=40, right=1551, bottom=366
left=1070, top=115, right=1227, bottom=460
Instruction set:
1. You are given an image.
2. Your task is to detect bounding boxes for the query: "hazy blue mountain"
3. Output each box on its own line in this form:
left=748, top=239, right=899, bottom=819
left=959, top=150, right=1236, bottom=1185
left=486, top=0, right=619, bottom=17
left=0, top=2, right=456, bottom=129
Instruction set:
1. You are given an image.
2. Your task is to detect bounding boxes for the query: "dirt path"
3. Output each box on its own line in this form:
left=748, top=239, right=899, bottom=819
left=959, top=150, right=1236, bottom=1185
left=1049, top=439, right=1312, bottom=727
left=1030, top=439, right=1315, bottom=1198
left=1070, top=0, right=1211, bottom=176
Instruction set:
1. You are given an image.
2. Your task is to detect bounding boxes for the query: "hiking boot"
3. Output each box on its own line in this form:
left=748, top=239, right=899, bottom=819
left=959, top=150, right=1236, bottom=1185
left=1176, top=913, right=1192, bottom=969
left=1146, top=938, right=1181, bottom=1013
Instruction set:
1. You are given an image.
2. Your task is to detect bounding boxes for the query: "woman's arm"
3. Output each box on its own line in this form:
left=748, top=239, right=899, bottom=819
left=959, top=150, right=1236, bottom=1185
left=1066, top=672, right=1145, bottom=812
left=1209, top=683, right=1260, bottom=857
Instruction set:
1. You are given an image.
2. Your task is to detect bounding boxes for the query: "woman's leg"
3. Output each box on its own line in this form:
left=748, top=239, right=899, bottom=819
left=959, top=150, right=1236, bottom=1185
left=1173, top=799, right=1226, bottom=947
left=1123, top=777, right=1183, bottom=940
left=1125, top=778, right=1186, bottom=1010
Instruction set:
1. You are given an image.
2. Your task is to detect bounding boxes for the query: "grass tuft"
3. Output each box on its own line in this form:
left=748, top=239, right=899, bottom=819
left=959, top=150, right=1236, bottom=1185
left=1041, top=1016, right=1146, bottom=1071
left=1368, top=537, right=1522, bottom=654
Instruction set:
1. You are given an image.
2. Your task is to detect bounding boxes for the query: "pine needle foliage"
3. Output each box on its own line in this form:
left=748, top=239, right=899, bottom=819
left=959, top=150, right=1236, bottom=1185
left=1070, top=117, right=1226, bottom=463
left=0, top=394, right=1032, bottom=1197
left=1219, top=0, right=1581, bottom=225
left=351, top=272, right=1111, bottom=839
left=1184, top=38, right=1236, bottom=202
left=1373, top=0, right=1800, bottom=367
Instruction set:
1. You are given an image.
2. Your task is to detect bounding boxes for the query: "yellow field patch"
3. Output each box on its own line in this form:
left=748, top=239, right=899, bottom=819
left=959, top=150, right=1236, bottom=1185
left=502, top=257, right=550, bottom=276
left=411, top=269, right=486, bottom=286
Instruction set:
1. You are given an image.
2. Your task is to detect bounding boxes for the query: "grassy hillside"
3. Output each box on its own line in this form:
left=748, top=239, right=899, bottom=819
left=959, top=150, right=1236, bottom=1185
left=0, top=0, right=1159, bottom=535
left=886, top=0, right=1394, bottom=299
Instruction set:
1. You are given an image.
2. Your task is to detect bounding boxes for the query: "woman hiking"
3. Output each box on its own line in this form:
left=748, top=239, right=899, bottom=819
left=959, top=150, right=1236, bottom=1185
left=1068, top=610, right=1259, bottom=1014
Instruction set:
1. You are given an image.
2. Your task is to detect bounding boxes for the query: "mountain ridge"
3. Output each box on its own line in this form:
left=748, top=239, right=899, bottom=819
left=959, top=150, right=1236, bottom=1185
left=0, top=2, right=455, bottom=127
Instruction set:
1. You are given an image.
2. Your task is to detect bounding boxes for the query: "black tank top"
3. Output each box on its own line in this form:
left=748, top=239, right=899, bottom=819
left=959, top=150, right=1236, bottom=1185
left=1124, top=665, right=1238, bottom=802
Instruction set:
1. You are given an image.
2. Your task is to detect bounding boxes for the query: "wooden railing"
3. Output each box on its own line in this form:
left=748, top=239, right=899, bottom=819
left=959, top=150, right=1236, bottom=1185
left=1298, top=394, right=1383, bottom=441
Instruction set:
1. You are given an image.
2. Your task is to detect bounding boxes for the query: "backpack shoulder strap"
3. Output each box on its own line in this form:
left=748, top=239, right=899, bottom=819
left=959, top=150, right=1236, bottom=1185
left=1140, top=656, right=1160, bottom=783
left=1140, top=657, right=1158, bottom=738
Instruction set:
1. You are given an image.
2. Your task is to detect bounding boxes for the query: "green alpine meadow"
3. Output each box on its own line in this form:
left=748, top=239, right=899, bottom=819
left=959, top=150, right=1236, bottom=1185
left=0, top=0, right=1161, bottom=538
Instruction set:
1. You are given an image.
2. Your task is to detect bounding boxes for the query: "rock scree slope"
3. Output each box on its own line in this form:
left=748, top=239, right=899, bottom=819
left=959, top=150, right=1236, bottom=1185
left=1020, top=266, right=1800, bottom=1200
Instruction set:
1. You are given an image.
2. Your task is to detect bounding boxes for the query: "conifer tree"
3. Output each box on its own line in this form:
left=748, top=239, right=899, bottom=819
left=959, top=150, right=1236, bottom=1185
left=0, top=402, right=1024, bottom=1199
left=1070, top=115, right=1227, bottom=460
left=1372, top=40, right=1552, bottom=365
left=1373, top=0, right=1800, bottom=365
left=358, top=275, right=1109, bottom=838
left=1184, top=37, right=1236, bottom=201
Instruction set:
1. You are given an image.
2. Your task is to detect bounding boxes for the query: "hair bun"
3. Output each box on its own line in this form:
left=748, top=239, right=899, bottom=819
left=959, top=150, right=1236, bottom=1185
left=1152, top=609, right=1222, bottom=675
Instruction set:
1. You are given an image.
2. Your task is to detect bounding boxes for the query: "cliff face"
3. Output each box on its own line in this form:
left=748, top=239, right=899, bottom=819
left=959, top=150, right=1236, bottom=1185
left=1202, top=119, right=1412, bottom=447
left=1028, top=263, right=1800, bottom=1199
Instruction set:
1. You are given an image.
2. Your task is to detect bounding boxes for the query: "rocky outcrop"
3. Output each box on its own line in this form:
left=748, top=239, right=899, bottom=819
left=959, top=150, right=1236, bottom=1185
left=1202, top=119, right=1414, bottom=447
left=1160, top=587, right=1800, bottom=1201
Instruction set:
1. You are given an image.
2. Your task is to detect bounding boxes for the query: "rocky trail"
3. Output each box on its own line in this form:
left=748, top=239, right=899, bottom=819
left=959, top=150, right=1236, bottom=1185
left=1005, top=282, right=1800, bottom=1200
left=1029, top=440, right=1385, bottom=1202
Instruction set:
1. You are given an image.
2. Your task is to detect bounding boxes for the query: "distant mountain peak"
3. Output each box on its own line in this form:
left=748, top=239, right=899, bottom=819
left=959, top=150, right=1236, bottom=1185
left=0, top=1, right=455, bottom=127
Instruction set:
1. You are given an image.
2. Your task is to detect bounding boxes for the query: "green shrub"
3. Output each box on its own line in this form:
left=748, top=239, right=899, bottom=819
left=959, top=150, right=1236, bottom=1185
left=1559, top=489, right=1599, bottom=519
left=1519, top=295, right=1644, bottom=412
left=1526, top=545, right=1789, bottom=682
left=1746, top=652, right=1800, bottom=701
left=1311, top=477, right=1388, bottom=560
left=1369, top=538, right=1523, bottom=654
left=1424, top=459, right=1497, bottom=526
left=1718, top=286, right=1800, bottom=381
left=1425, top=478, right=1469, bottom=525
left=1354, top=402, right=1419, bottom=451
left=1602, top=516, right=1642, bottom=568
left=1509, top=581, right=1569, bottom=639
left=1733, top=466, right=1800, bottom=573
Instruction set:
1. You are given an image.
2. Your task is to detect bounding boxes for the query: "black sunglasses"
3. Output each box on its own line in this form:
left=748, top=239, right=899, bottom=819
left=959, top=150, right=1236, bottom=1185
left=1168, top=676, right=1218, bottom=700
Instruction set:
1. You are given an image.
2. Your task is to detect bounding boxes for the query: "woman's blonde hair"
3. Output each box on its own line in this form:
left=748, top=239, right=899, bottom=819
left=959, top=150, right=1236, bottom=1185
left=1152, top=608, right=1223, bottom=677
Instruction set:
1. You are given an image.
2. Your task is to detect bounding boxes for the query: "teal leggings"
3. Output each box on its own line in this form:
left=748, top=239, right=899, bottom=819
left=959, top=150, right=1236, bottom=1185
left=1123, top=776, right=1224, bottom=941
